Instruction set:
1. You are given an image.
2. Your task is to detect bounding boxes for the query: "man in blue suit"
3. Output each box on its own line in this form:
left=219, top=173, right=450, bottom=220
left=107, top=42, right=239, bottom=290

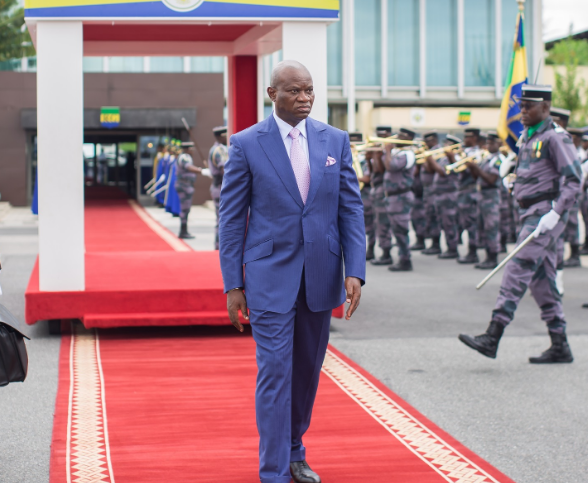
left=219, top=60, right=366, bottom=483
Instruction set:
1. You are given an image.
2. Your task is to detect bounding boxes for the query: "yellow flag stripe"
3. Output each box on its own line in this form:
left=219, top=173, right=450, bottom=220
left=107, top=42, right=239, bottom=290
left=26, top=0, right=339, bottom=11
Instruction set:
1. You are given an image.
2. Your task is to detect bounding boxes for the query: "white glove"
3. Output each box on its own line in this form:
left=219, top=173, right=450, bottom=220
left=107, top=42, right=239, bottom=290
left=534, top=209, right=560, bottom=238
left=502, top=177, right=511, bottom=190
left=201, top=168, right=213, bottom=178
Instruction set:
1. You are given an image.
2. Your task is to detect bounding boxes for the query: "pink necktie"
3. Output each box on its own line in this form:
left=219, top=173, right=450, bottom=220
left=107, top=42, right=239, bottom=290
left=288, top=128, right=311, bottom=204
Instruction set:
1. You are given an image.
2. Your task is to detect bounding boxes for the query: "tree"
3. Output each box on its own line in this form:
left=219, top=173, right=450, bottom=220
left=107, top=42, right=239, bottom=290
left=0, top=0, right=35, bottom=62
left=546, top=37, right=588, bottom=66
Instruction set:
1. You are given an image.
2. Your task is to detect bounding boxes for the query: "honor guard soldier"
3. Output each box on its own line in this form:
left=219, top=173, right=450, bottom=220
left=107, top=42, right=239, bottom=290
left=459, top=84, right=582, bottom=363
left=580, top=134, right=588, bottom=255
left=559, top=127, right=585, bottom=268
left=447, top=128, right=482, bottom=264
left=419, top=131, right=442, bottom=255
left=370, top=126, right=395, bottom=265
left=424, top=134, right=462, bottom=259
left=382, top=128, right=417, bottom=272
left=550, top=107, right=571, bottom=129
left=498, top=148, right=517, bottom=252
left=349, top=132, right=376, bottom=260
left=176, top=141, right=202, bottom=239
left=209, top=126, right=229, bottom=250
left=468, top=132, right=504, bottom=269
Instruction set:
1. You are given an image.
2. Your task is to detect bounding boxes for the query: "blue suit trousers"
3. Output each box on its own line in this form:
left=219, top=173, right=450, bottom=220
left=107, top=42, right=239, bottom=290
left=249, top=274, right=332, bottom=483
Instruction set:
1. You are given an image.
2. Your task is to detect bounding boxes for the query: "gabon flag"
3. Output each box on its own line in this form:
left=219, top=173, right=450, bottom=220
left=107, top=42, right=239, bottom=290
left=497, top=6, right=528, bottom=154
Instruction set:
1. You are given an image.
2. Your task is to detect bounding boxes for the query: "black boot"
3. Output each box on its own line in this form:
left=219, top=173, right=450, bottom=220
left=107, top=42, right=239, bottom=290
left=529, top=331, right=574, bottom=364
left=475, top=250, right=498, bottom=269
left=178, top=223, right=195, bottom=239
left=388, top=258, right=413, bottom=272
left=500, top=234, right=507, bottom=254
left=563, top=244, right=581, bottom=268
left=580, top=242, right=588, bottom=255
left=438, top=248, right=459, bottom=259
left=457, top=245, right=478, bottom=264
left=422, top=236, right=441, bottom=255
left=366, top=244, right=375, bottom=261
left=458, top=321, right=504, bottom=359
left=410, top=236, right=426, bottom=251
left=370, top=249, right=393, bottom=266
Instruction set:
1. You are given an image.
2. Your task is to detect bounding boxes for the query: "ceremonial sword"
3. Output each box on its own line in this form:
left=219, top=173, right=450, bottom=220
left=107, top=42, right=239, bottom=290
left=476, top=228, right=539, bottom=290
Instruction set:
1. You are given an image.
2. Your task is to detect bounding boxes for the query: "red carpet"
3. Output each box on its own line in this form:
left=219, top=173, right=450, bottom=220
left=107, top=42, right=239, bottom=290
left=50, top=324, right=515, bottom=483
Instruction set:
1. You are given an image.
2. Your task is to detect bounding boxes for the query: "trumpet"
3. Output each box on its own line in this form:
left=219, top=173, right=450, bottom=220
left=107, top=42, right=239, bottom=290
left=366, top=135, right=424, bottom=146
left=445, top=154, right=482, bottom=174
left=415, top=143, right=462, bottom=162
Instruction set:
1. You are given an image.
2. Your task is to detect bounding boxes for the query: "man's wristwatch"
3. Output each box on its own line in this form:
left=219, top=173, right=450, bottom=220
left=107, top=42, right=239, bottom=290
left=228, top=287, right=243, bottom=292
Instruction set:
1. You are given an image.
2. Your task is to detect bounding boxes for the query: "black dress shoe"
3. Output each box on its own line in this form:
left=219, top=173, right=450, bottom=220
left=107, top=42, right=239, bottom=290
left=458, top=321, right=504, bottom=359
left=410, top=236, right=426, bottom=251
left=457, top=246, right=479, bottom=264
left=438, top=249, right=459, bottom=259
left=370, top=249, right=393, bottom=266
left=474, top=251, right=498, bottom=270
left=529, top=331, right=573, bottom=364
left=366, top=244, right=375, bottom=261
left=388, top=259, right=412, bottom=272
left=583, top=303, right=588, bottom=309
left=290, top=460, right=321, bottom=483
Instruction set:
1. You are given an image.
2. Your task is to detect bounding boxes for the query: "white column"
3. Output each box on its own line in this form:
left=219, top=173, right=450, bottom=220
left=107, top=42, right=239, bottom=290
left=36, top=21, right=85, bottom=291
left=342, top=0, right=355, bottom=131
left=143, top=56, right=150, bottom=73
left=183, top=56, right=190, bottom=73
left=380, top=0, right=388, bottom=98
left=532, top=0, right=544, bottom=83
left=103, top=56, right=109, bottom=72
left=419, top=0, right=426, bottom=98
left=457, top=0, right=464, bottom=98
left=282, top=22, right=329, bottom=124
left=495, top=0, right=502, bottom=99
left=257, top=55, right=265, bottom=122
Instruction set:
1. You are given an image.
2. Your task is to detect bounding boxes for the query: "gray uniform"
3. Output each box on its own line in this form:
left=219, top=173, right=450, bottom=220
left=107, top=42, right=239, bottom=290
left=433, top=156, right=460, bottom=251
left=175, top=153, right=197, bottom=224
left=492, top=119, right=581, bottom=331
left=371, top=171, right=393, bottom=251
left=581, top=160, right=588, bottom=247
left=208, top=142, right=228, bottom=249
left=384, top=149, right=415, bottom=261
left=360, top=155, right=376, bottom=248
left=411, top=174, right=426, bottom=239
left=476, top=152, right=503, bottom=254
left=458, top=146, right=482, bottom=247
left=421, top=145, right=441, bottom=239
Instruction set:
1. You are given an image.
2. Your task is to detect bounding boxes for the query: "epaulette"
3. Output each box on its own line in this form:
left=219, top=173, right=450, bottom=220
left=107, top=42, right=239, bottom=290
left=553, top=122, right=566, bottom=134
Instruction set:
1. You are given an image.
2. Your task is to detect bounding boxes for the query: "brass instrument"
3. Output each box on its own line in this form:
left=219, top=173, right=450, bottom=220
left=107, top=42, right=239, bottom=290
left=366, top=135, right=424, bottom=146
left=445, top=152, right=484, bottom=174
left=351, top=150, right=365, bottom=190
left=415, top=143, right=462, bottom=163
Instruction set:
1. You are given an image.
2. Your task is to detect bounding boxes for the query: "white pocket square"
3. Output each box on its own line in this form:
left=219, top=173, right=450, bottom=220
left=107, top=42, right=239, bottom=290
left=326, top=156, right=337, bottom=166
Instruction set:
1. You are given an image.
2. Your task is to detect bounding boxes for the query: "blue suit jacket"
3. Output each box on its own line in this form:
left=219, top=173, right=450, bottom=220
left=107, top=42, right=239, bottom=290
left=219, top=115, right=366, bottom=314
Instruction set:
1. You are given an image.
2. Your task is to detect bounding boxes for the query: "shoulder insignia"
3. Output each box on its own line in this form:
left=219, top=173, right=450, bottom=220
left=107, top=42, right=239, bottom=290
left=553, top=123, right=566, bottom=134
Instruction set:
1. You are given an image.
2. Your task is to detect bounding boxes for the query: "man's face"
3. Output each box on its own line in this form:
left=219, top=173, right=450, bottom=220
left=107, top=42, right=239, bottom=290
left=267, top=67, right=314, bottom=126
left=582, top=140, right=588, bottom=151
left=487, top=138, right=500, bottom=154
left=572, top=134, right=582, bottom=148
left=464, top=133, right=477, bottom=147
left=521, top=100, right=549, bottom=127
left=216, top=133, right=227, bottom=146
left=425, top=136, right=437, bottom=149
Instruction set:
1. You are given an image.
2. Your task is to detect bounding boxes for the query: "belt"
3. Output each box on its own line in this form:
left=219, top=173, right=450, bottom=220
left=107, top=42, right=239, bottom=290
left=386, top=187, right=412, bottom=197
left=518, top=192, right=558, bottom=209
left=480, top=185, right=499, bottom=191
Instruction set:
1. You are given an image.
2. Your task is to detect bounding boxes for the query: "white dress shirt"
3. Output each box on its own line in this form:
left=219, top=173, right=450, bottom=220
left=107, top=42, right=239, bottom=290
left=273, top=111, right=310, bottom=167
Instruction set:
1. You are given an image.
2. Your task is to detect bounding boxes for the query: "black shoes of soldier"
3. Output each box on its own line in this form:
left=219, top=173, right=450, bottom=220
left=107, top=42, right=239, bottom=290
left=563, top=244, right=581, bottom=268
left=366, top=244, right=375, bottom=261
left=371, top=249, right=393, bottom=266
left=580, top=242, right=588, bottom=255
left=422, top=236, right=441, bottom=255
left=290, top=460, right=321, bottom=483
left=475, top=251, right=498, bottom=270
left=410, top=236, right=426, bottom=251
left=178, top=223, right=195, bottom=239
left=457, top=245, right=479, bottom=264
left=500, top=235, right=508, bottom=254
left=388, top=259, right=412, bottom=272
left=458, top=321, right=504, bottom=359
left=529, top=331, right=574, bottom=364
left=438, top=249, right=459, bottom=259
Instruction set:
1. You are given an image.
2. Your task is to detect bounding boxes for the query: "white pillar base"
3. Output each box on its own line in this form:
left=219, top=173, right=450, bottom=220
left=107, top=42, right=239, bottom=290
left=282, top=22, right=328, bottom=124
left=37, top=21, right=85, bottom=291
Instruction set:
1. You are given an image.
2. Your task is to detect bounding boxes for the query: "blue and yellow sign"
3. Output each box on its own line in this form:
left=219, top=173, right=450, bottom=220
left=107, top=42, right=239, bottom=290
left=100, top=107, right=120, bottom=129
left=457, top=111, right=471, bottom=126
left=25, top=0, right=339, bottom=19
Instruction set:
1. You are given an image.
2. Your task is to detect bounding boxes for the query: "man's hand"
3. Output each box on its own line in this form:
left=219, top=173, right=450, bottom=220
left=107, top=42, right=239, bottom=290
left=534, top=209, right=561, bottom=238
left=344, top=277, right=362, bottom=320
left=227, top=289, right=248, bottom=332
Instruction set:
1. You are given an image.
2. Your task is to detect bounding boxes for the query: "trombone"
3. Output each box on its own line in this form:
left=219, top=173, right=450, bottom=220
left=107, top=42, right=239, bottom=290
left=415, top=143, right=462, bottom=163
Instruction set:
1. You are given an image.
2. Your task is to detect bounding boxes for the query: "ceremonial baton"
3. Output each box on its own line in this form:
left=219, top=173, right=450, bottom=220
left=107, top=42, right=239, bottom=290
left=144, top=178, right=156, bottom=190
left=476, top=229, right=539, bottom=290
left=181, top=117, right=207, bottom=165
left=150, top=184, right=168, bottom=197
left=147, top=174, right=166, bottom=194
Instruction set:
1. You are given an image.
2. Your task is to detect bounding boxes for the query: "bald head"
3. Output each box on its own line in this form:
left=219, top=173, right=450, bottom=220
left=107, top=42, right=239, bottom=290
left=270, top=60, right=312, bottom=89
left=268, top=60, right=315, bottom=127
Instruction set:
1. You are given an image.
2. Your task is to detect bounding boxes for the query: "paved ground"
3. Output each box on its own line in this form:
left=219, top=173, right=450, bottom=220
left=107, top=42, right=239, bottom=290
left=0, top=201, right=587, bottom=482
